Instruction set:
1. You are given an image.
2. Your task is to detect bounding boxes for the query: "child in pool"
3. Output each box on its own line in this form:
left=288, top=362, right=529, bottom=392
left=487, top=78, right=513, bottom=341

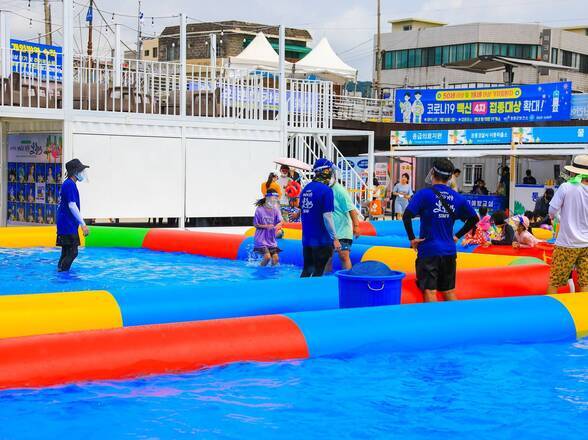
left=486, top=210, right=515, bottom=246
left=461, top=206, right=491, bottom=246
left=253, top=189, right=283, bottom=267
left=512, top=215, right=540, bottom=249
left=282, top=197, right=301, bottom=223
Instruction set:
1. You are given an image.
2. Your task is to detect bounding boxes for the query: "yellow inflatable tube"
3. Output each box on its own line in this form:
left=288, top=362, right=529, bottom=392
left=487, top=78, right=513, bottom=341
left=532, top=227, right=553, bottom=241
left=0, top=226, right=85, bottom=248
left=0, top=291, right=122, bottom=339
left=362, top=247, right=526, bottom=273
left=552, top=293, right=588, bottom=339
left=245, top=227, right=302, bottom=240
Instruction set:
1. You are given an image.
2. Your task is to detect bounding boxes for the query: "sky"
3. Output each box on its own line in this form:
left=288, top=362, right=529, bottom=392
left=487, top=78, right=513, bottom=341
left=2, top=0, right=588, bottom=80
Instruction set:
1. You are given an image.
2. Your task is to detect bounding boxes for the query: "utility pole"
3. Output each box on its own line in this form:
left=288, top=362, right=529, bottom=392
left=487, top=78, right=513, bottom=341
left=87, top=0, right=93, bottom=57
left=136, top=0, right=142, bottom=60
left=375, top=0, right=382, bottom=98
left=43, top=0, right=52, bottom=45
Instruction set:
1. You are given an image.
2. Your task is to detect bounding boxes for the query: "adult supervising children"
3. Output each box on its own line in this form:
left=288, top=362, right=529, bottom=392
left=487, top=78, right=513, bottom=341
left=546, top=155, right=588, bottom=294
left=328, top=179, right=361, bottom=270
left=300, top=159, right=340, bottom=277
left=402, top=159, right=478, bottom=302
left=56, top=159, right=90, bottom=272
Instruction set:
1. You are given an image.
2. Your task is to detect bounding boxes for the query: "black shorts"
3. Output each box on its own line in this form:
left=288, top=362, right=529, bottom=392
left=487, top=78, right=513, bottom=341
left=254, top=246, right=281, bottom=256
left=56, top=233, right=80, bottom=247
left=415, top=255, right=457, bottom=292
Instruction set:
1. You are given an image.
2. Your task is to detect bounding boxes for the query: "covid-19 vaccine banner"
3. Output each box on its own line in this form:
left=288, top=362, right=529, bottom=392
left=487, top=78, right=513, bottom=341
left=395, top=82, right=572, bottom=124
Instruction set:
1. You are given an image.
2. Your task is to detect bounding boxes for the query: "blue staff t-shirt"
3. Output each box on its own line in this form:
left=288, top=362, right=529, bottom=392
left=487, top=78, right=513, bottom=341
left=56, top=178, right=81, bottom=235
left=301, top=181, right=335, bottom=247
left=406, top=184, right=476, bottom=258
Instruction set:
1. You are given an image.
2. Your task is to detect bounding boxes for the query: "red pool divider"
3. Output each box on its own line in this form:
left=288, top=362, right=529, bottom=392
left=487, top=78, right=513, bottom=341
left=400, top=264, right=569, bottom=303
left=282, top=222, right=377, bottom=236
left=142, top=230, right=247, bottom=260
left=0, top=315, right=309, bottom=390
left=472, top=242, right=554, bottom=262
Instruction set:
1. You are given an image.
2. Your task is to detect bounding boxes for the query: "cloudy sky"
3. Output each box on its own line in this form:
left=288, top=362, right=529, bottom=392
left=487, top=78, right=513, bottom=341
left=3, top=0, right=587, bottom=79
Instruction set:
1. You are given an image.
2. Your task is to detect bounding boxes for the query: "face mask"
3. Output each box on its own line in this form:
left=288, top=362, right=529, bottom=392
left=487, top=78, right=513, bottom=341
left=75, top=169, right=88, bottom=182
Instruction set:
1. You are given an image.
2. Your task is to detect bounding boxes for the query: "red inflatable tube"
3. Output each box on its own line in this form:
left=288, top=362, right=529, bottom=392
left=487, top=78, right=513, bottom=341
left=282, top=221, right=377, bottom=236
left=472, top=243, right=554, bottom=262
left=0, top=315, right=309, bottom=390
left=143, top=229, right=247, bottom=260
left=400, top=264, right=570, bottom=304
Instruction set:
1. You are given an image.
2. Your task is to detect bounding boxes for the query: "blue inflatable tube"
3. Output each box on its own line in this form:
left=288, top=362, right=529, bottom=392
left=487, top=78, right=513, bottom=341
left=286, top=295, right=578, bottom=357
left=112, top=277, right=339, bottom=326
left=370, top=219, right=465, bottom=236
left=237, top=237, right=372, bottom=269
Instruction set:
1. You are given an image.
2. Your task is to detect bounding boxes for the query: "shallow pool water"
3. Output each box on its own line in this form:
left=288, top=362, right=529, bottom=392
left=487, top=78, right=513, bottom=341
left=0, top=339, right=585, bottom=439
left=0, top=247, right=302, bottom=295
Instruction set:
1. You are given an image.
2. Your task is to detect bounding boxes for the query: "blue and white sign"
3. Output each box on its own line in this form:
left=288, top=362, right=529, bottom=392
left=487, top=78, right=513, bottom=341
left=462, top=194, right=506, bottom=212
left=10, top=39, right=62, bottom=81
left=395, top=82, right=572, bottom=124
left=512, top=126, right=588, bottom=144
left=571, top=94, right=588, bottom=120
left=391, top=128, right=512, bottom=146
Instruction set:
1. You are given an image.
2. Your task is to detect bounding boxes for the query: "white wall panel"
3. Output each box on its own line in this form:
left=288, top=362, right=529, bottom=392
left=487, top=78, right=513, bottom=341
left=185, top=138, right=281, bottom=217
left=73, top=134, right=183, bottom=218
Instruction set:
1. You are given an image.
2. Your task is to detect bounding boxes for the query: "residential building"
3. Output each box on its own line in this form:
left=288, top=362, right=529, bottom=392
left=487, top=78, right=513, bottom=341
left=142, top=38, right=159, bottom=61
left=158, top=21, right=312, bottom=65
left=377, top=19, right=588, bottom=92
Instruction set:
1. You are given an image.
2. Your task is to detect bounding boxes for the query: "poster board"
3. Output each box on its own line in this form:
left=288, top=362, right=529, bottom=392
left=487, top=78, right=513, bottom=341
left=6, top=133, right=62, bottom=226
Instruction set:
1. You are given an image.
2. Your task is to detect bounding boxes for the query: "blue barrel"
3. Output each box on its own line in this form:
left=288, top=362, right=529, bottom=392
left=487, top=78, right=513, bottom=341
left=335, top=261, right=405, bottom=308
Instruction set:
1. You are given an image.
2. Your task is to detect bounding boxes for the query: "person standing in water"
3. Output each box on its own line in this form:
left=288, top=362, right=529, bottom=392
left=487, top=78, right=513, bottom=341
left=56, top=159, right=90, bottom=272
left=253, top=189, right=283, bottom=267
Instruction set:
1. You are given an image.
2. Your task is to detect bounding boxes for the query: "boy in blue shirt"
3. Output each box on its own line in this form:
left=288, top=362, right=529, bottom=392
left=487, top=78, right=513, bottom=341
left=56, top=158, right=90, bottom=272
left=300, top=158, right=340, bottom=277
left=403, top=159, right=478, bottom=302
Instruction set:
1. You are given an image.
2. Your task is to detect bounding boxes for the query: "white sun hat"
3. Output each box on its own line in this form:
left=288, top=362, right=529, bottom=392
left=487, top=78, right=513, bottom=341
left=564, top=155, right=588, bottom=175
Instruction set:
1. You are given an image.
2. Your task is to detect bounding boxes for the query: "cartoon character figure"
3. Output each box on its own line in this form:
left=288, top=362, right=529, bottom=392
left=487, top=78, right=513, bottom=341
left=36, top=207, right=44, bottom=224
left=46, top=166, right=55, bottom=184
left=18, top=189, right=25, bottom=202
left=27, top=165, right=36, bottom=183
left=18, top=166, right=25, bottom=183
left=17, top=207, right=25, bottom=222
left=8, top=169, right=16, bottom=182
left=8, top=186, right=16, bottom=202
left=411, top=91, right=424, bottom=123
left=400, top=92, right=412, bottom=123
left=27, top=188, right=35, bottom=203
left=47, top=189, right=55, bottom=204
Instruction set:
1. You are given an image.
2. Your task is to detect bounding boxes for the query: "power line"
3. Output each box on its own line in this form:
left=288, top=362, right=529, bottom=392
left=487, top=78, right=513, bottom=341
left=72, top=0, right=179, bottom=19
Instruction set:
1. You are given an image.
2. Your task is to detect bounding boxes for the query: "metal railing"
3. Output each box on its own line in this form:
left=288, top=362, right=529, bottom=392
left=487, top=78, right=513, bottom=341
left=1, top=49, right=334, bottom=128
left=288, top=133, right=370, bottom=208
left=333, top=95, right=394, bottom=123
left=0, top=47, right=62, bottom=109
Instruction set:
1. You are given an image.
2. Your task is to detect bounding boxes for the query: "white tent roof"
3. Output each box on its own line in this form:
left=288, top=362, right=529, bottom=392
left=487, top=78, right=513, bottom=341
left=229, top=32, right=290, bottom=71
left=295, top=38, right=357, bottom=83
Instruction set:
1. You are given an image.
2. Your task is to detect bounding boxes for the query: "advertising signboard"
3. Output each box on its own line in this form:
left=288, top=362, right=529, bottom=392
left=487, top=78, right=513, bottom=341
left=395, top=82, right=572, bottom=124
left=10, top=39, right=63, bottom=81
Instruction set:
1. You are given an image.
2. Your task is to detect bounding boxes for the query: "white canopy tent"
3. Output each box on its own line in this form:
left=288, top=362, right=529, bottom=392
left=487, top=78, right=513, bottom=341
left=228, top=31, right=291, bottom=71
left=294, top=38, right=357, bottom=84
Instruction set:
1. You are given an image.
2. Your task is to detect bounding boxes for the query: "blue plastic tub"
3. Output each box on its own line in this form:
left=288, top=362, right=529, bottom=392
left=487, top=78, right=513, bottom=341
left=335, top=262, right=406, bottom=309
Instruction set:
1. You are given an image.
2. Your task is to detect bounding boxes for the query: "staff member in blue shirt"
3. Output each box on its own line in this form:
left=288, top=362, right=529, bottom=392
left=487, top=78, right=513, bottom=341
left=403, top=159, right=478, bottom=302
left=56, top=158, right=90, bottom=272
left=300, top=158, right=340, bottom=277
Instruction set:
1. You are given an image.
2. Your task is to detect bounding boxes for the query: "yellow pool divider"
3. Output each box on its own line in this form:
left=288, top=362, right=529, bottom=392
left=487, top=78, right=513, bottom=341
left=0, top=291, right=122, bottom=339
left=362, top=247, right=528, bottom=273
left=0, top=226, right=85, bottom=248
left=551, top=292, right=588, bottom=339
left=245, top=227, right=302, bottom=240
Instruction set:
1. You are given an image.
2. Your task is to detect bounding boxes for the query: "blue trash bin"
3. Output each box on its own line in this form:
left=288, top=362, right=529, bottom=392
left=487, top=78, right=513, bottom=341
left=335, top=261, right=405, bottom=309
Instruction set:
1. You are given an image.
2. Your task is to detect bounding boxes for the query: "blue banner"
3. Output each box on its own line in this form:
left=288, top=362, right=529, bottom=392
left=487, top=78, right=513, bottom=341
left=462, top=194, right=506, bottom=211
left=512, top=126, right=588, bottom=144
left=391, top=129, right=448, bottom=145
left=571, top=94, right=588, bottom=120
left=10, top=39, right=63, bottom=82
left=395, top=82, right=572, bottom=124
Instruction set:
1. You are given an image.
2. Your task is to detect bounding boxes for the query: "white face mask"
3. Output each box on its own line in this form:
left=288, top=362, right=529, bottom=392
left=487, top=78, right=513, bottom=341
left=75, top=169, right=88, bottom=182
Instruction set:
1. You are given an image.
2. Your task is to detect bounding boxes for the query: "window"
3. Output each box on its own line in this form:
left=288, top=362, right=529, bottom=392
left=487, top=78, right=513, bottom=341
left=152, top=47, right=158, bottom=58
left=463, top=164, right=484, bottom=187
left=403, top=25, right=412, bottom=31
left=408, top=49, right=416, bottom=68
left=435, top=47, right=442, bottom=65
left=551, top=48, right=559, bottom=64
left=144, top=49, right=150, bottom=56
left=561, top=50, right=573, bottom=67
